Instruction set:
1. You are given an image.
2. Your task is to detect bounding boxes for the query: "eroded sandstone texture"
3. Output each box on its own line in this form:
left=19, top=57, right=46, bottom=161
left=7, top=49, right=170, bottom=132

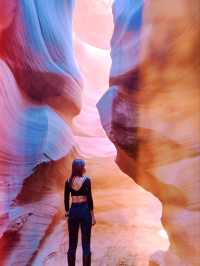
left=97, top=1, right=200, bottom=265
left=1, top=0, right=199, bottom=265
left=0, top=1, right=81, bottom=265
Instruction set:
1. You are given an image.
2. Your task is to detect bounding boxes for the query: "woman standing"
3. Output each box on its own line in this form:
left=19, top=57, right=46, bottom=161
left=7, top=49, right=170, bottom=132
left=64, top=159, right=96, bottom=266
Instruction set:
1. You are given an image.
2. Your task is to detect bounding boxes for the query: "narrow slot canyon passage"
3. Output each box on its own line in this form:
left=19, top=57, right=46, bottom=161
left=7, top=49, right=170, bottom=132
left=2, top=1, right=199, bottom=266
left=33, top=1, right=169, bottom=265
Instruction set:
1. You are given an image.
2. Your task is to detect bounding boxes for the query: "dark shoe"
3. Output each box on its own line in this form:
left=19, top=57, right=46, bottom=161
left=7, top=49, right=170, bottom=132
left=83, top=254, right=91, bottom=266
left=67, top=253, right=75, bottom=266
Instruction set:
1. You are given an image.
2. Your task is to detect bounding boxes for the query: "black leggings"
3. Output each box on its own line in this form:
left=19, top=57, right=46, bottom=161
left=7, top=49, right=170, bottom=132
left=67, top=202, right=92, bottom=256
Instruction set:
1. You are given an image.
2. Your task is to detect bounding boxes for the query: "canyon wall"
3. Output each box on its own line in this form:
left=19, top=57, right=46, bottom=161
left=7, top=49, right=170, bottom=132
left=1, top=0, right=198, bottom=265
left=97, top=0, right=200, bottom=265
left=0, top=1, right=81, bottom=265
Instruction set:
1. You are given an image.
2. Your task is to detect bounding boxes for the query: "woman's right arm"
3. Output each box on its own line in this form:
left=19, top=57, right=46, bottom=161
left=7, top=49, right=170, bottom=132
left=64, top=180, right=70, bottom=216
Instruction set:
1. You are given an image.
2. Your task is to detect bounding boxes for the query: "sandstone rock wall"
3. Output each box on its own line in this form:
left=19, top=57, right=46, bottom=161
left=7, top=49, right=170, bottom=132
left=97, top=1, right=200, bottom=265
left=0, top=1, right=81, bottom=265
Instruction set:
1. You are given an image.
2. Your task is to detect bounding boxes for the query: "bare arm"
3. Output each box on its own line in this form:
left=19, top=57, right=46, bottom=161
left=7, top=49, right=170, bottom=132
left=87, top=178, right=96, bottom=225
left=64, top=180, right=70, bottom=215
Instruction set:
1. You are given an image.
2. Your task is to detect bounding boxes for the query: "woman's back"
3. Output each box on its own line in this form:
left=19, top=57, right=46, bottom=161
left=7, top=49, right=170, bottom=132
left=69, top=176, right=89, bottom=195
left=65, top=176, right=93, bottom=211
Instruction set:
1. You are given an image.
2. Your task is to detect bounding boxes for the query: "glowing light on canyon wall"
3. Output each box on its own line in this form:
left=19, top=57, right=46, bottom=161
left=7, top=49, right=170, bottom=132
left=0, top=0, right=199, bottom=265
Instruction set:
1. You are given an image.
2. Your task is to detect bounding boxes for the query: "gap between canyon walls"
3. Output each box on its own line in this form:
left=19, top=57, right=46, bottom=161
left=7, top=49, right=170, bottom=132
left=33, top=1, right=169, bottom=265
left=34, top=0, right=168, bottom=266
left=60, top=1, right=169, bottom=265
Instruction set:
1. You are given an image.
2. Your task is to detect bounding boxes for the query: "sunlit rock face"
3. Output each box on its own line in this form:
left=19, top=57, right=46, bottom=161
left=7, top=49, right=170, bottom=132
left=0, top=58, right=75, bottom=190
left=1, top=0, right=198, bottom=265
left=73, top=0, right=114, bottom=49
left=0, top=0, right=83, bottom=119
left=97, top=0, right=200, bottom=265
left=0, top=1, right=81, bottom=265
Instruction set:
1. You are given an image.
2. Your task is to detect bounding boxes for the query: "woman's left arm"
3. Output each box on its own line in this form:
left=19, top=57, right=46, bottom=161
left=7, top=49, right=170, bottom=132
left=87, top=178, right=96, bottom=225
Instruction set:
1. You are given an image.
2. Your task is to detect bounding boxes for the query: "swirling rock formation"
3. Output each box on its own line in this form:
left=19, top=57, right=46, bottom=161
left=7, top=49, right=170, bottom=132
left=0, top=1, right=81, bottom=265
left=97, top=0, right=200, bottom=265
left=0, top=0, right=169, bottom=265
left=0, top=0, right=83, bottom=119
left=1, top=0, right=197, bottom=265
